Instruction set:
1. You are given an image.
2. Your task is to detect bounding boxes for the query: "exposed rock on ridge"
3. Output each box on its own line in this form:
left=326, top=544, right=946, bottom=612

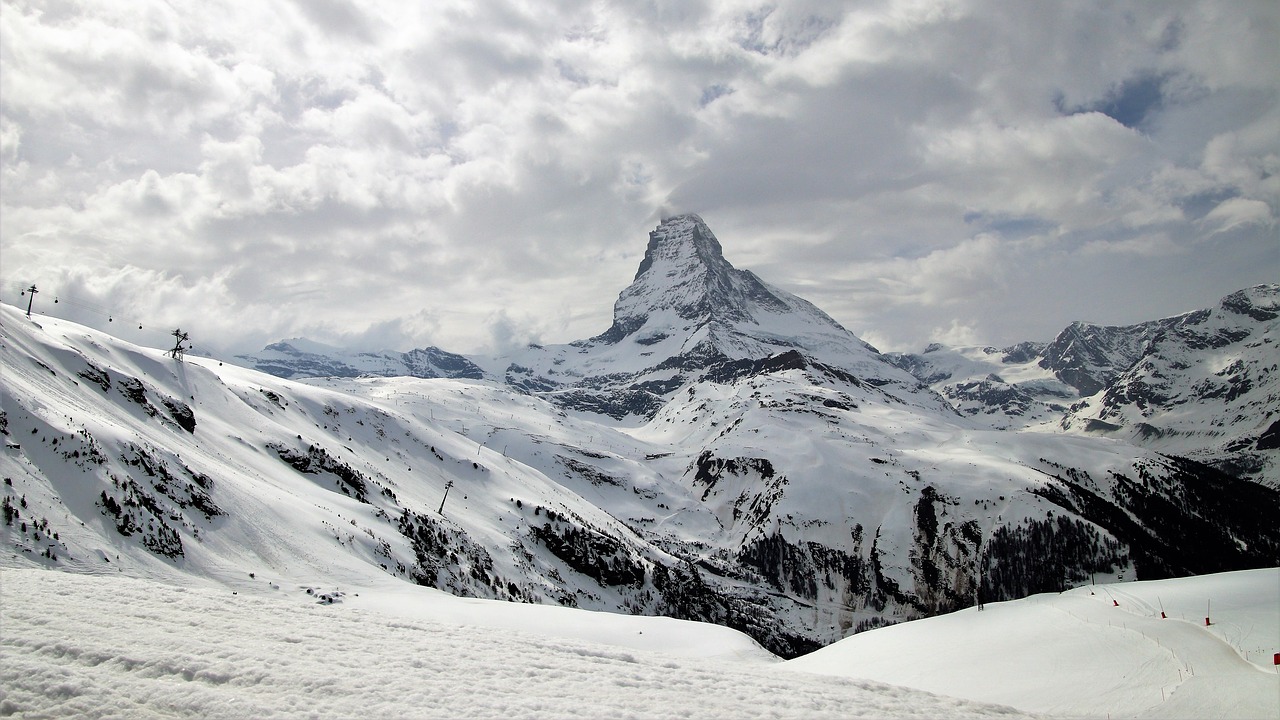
left=889, top=284, right=1279, bottom=485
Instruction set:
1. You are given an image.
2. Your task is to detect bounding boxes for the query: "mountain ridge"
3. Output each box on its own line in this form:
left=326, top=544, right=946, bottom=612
left=887, top=282, right=1278, bottom=484
left=239, top=220, right=1273, bottom=487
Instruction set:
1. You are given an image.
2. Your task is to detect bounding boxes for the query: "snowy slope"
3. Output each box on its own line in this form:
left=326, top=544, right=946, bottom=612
left=3, top=564, right=1271, bottom=719
left=4, top=302, right=1277, bottom=660
left=0, top=305, right=663, bottom=605
left=784, top=567, right=1280, bottom=720
left=0, top=567, right=1032, bottom=720
left=621, top=356, right=1278, bottom=641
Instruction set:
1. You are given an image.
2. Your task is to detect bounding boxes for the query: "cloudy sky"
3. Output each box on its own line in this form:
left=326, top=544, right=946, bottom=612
left=2, top=0, right=1276, bottom=358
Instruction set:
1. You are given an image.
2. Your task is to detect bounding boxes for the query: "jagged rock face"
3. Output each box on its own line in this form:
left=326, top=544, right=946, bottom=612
left=1063, top=284, right=1280, bottom=484
left=1000, top=341, right=1046, bottom=365
left=1038, top=321, right=1161, bottom=396
left=558, top=214, right=896, bottom=384
left=593, top=215, right=869, bottom=361
left=1221, top=286, right=1280, bottom=322
left=603, top=214, right=768, bottom=337
left=890, top=284, right=1278, bottom=485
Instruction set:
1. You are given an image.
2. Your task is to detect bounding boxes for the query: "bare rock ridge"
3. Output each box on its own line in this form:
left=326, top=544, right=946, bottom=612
left=1038, top=320, right=1160, bottom=397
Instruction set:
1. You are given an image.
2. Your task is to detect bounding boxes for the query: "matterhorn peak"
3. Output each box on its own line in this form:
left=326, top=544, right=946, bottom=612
left=632, top=214, right=730, bottom=282
left=585, top=214, right=885, bottom=374
left=598, top=214, right=788, bottom=344
left=245, top=214, right=924, bottom=419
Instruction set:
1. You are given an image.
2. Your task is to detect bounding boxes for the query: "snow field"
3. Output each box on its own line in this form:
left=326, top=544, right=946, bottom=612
left=0, top=568, right=1032, bottom=719
left=783, top=568, right=1279, bottom=719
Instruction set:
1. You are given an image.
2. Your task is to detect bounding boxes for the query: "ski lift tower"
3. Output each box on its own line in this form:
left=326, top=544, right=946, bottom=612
left=22, top=285, right=37, bottom=318
left=168, top=328, right=189, bottom=361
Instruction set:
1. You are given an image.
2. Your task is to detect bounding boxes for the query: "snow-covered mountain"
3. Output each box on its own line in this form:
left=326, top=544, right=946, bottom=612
left=888, top=283, right=1279, bottom=485
left=572, top=214, right=886, bottom=374
left=3, top=216, right=1277, bottom=660
left=884, top=342, right=1074, bottom=429
left=240, top=337, right=485, bottom=381
left=1061, top=285, right=1279, bottom=482
left=241, top=214, right=937, bottom=421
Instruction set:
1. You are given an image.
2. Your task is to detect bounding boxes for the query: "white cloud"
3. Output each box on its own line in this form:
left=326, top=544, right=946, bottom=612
left=1080, top=233, right=1181, bottom=257
left=0, top=0, right=1276, bottom=356
left=0, top=115, right=20, bottom=161
left=929, top=319, right=982, bottom=347
left=917, top=113, right=1152, bottom=229
left=1202, top=198, right=1274, bottom=234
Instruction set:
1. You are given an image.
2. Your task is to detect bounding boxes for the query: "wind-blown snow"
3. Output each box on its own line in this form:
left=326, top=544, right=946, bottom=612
left=0, top=567, right=1028, bottom=720
left=3, top=567, right=1274, bottom=718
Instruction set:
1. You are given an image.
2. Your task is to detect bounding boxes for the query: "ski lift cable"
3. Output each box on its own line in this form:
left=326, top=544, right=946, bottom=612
left=9, top=282, right=220, bottom=363
left=6, top=282, right=169, bottom=337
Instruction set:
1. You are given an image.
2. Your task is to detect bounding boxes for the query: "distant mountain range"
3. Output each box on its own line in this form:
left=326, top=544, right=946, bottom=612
left=5, top=214, right=1276, bottom=657
left=884, top=284, right=1278, bottom=485
left=245, top=338, right=485, bottom=382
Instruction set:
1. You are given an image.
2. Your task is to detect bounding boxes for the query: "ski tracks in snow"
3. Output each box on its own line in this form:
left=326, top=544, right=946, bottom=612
left=0, top=568, right=1033, bottom=719
left=1061, top=585, right=1279, bottom=719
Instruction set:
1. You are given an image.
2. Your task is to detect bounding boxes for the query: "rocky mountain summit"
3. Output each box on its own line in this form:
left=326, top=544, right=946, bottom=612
left=1061, top=284, right=1279, bottom=482
left=586, top=214, right=883, bottom=369
left=499, top=214, right=937, bottom=419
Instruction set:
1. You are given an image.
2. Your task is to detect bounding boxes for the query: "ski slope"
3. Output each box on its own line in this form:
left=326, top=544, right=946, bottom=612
left=784, top=567, right=1280, bottom=719
left=2, top=566, right=1274, bottom=718
left=0, top=567, right=1027, bottom=719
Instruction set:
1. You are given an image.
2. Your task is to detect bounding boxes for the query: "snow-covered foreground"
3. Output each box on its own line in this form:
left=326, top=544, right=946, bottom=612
left=785, top=567, right=1280, bottom=719
left=3, top=568, right=1275, bottom=720
left=0, top=567, right=1028, bottom=719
